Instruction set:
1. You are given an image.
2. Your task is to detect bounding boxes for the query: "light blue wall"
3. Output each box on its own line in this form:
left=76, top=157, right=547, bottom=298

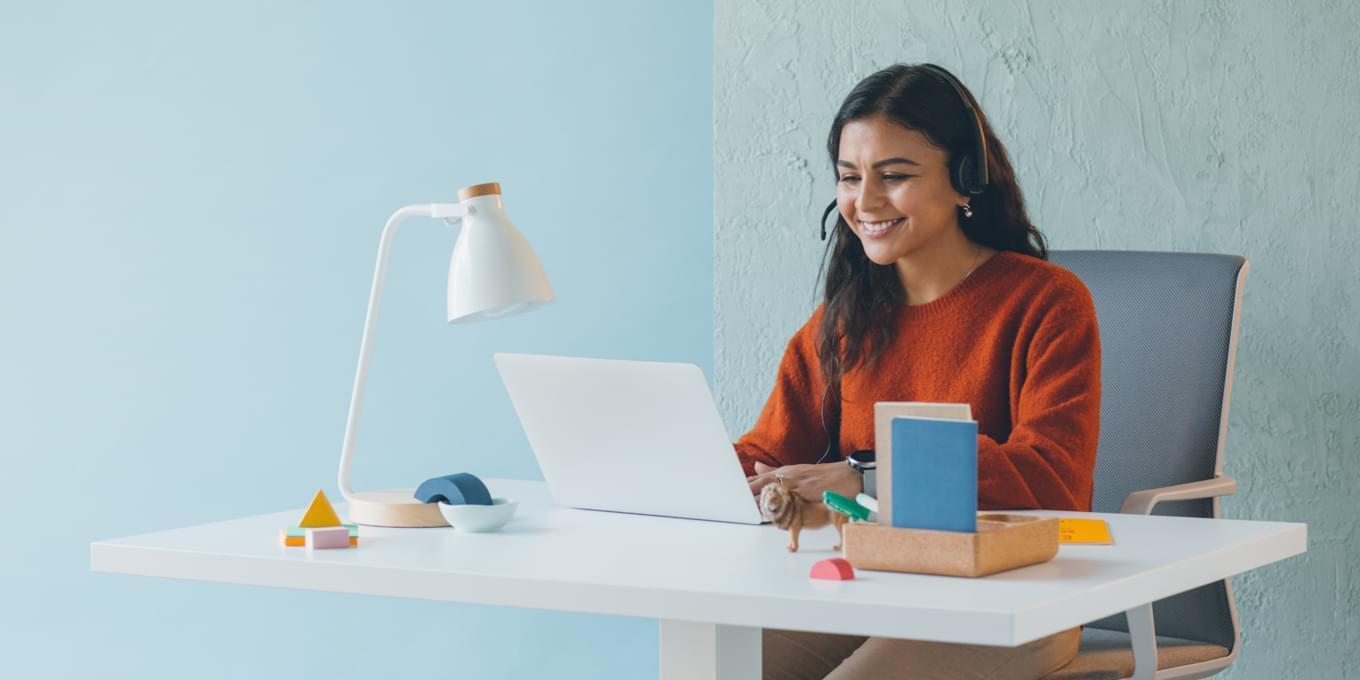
left=714, top=1, right=1358, bottom=678
left=1, top=2, right=710, bottom=678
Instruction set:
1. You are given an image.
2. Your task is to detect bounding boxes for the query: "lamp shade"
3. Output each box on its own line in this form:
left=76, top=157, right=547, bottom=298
left=446, top=186, right=555, bottom=323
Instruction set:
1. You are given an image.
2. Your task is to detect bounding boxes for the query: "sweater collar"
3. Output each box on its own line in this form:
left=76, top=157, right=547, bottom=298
left=899, top=250, right=1017, bottom=317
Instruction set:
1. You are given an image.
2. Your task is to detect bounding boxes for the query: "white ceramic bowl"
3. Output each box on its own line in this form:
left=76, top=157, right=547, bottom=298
left=437, top=498, right=517, bottom=532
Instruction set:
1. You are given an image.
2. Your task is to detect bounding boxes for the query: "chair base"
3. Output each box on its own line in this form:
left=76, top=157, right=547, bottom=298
left=1041, top=628, right=1231, bottom=680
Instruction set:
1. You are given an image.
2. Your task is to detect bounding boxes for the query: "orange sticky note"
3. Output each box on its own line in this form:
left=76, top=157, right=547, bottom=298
left=1059, top=518, right=1113, bottom=544
left=279, top=529, right=359, bottom=547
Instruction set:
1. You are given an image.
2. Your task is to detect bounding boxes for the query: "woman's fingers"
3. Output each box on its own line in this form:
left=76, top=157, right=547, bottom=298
left=749, top=461, right=786, bottom=494
left=747, top=472, right=776, bottom=495
left=748, top=463, right=818, bottom=496
left=748, top=462, right=838, bottom=499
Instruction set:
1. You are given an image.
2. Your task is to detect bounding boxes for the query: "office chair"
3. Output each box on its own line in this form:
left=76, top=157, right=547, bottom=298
left=1041, top=251, right=1250, bottom=680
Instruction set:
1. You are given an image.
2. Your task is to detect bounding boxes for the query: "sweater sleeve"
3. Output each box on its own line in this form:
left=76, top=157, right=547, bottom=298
left=977, top=284, right=1102, bottom=511
left=732, top=312, right=832, bottom=476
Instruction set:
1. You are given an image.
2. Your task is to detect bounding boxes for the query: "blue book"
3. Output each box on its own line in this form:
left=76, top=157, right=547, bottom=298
left=890, top=416, right=978, bottom=532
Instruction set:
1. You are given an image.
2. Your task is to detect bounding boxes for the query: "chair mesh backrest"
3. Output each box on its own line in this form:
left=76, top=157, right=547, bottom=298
left=1049, top=250, right=1246, bottom=650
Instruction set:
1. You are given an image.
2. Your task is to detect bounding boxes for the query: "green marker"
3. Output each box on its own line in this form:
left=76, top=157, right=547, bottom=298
left=822, top=490, right=870, bottom=522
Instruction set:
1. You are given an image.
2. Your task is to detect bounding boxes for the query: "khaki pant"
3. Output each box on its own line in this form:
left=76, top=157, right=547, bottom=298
left=763, top=627, right=1080, bottom=680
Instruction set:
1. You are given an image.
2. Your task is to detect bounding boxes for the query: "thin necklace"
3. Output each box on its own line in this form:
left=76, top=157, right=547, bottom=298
left=905, top=244, right=986, bottom=306
left=961, top=243, right=984, bottom=281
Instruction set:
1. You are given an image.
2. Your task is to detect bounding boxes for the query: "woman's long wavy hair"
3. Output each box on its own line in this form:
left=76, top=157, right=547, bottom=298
left=817, top=63, right=1047, bottom=425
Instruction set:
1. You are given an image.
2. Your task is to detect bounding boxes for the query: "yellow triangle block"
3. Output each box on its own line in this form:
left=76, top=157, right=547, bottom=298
left=299, top=489, right=342, bottom=528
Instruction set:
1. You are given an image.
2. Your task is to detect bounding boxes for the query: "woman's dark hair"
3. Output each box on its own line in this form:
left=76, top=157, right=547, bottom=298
left=817, top=63, right=1047, bottom=426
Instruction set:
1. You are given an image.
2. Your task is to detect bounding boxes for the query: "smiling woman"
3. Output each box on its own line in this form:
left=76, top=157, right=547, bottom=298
left=734, top=63, right=1101, bottom=680
left=817, top=64, right=1051, bottom=408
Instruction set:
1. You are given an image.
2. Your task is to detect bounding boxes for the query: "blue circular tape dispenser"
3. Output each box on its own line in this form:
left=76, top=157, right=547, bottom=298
left=413, top=472, right=493, bottom=506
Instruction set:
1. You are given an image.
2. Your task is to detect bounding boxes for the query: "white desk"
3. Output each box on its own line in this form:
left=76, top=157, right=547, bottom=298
left=91, top=479, right=1305, bottom=680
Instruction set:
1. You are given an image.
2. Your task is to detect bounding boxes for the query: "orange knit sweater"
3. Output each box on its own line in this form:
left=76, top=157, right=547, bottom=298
left=734, top=251, right=1101, bottom=512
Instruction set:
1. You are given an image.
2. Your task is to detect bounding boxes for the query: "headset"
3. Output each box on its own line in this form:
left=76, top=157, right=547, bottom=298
left=820, top=63, right=989, bottom=241
left=809, top=64, right=991, bottom=466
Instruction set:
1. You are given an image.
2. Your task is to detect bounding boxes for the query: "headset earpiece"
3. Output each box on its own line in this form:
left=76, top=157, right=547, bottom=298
left=921, top=63, right=988, bottom=197
left=954, top=152, right=984, bottom=196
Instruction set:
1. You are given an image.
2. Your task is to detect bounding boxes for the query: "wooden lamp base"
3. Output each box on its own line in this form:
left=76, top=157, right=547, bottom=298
left=346, top=489, right=449, bottom=528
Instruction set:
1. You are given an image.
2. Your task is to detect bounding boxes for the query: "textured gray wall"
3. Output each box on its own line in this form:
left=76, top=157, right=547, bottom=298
left=714, top=1, right=1358, bottom=677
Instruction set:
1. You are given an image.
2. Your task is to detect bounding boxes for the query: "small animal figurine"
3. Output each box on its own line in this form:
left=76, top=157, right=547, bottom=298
left=759, top=483, right=850, bottom=553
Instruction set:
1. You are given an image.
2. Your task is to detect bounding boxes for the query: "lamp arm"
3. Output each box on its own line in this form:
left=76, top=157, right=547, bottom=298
left=337, top=203, right=467, bottom=500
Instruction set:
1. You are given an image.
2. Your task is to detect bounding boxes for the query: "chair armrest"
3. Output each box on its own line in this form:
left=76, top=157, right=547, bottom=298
left=1119, top=475, right=1237, bottom=515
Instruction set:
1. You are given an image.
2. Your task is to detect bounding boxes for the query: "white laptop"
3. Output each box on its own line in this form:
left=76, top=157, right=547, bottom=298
left=493, top=353, right=763, bottom=524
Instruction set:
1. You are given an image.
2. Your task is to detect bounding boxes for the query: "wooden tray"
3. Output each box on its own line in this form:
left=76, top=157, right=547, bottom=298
left=842, top=513, right=1059, bottom=577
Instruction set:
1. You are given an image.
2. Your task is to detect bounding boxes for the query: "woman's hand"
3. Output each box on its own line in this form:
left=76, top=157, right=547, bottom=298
left=747, top=461, right=863, bottom=503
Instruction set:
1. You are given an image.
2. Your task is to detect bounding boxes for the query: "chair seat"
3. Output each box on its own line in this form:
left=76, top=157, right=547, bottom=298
left=1041, top=628, right=1230, bottom=680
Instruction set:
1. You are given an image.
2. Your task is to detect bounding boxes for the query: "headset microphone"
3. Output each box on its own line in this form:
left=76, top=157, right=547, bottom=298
left=820, top=200, right=838, bottom=241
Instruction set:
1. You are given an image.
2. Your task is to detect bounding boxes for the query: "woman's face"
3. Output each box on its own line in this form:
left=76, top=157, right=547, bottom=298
left=835, top=114, right=967, bottom=265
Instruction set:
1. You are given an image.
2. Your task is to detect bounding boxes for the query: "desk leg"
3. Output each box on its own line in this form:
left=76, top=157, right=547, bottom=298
left=659, top=620, right=761, bottom=680
left=1124, top=603, right=1157, bottom=680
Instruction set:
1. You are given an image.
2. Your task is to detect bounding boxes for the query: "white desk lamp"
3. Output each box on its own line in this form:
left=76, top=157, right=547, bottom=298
left=338, top=182, right=554, bottom=527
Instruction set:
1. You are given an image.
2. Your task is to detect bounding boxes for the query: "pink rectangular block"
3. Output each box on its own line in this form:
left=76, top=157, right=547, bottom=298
left=307, top=526, right=351, bottom=549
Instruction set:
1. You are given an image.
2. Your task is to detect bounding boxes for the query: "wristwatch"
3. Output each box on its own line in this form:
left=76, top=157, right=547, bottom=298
left=846, top=450, right=876, bottom=497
